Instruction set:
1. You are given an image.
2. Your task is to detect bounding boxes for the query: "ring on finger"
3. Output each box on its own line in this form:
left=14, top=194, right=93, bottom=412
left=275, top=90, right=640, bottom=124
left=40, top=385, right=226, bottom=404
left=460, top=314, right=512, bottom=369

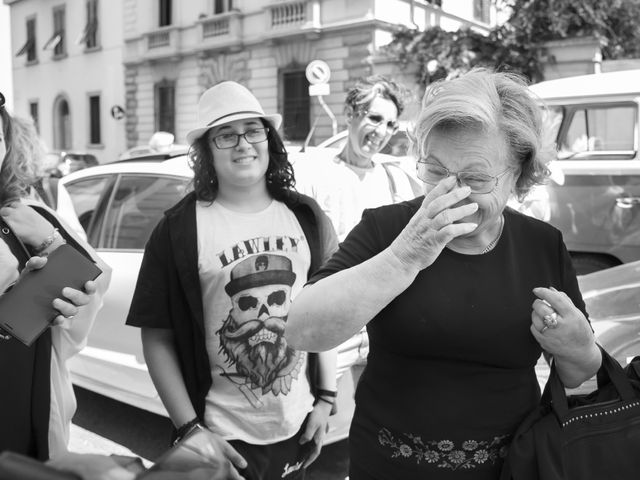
left=543, top=311, right=559, bottom=328
left=539, top=325, right=549, bottom=334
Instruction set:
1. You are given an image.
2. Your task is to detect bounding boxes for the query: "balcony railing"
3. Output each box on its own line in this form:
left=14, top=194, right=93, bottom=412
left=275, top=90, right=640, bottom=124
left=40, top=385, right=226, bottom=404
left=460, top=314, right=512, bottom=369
left=147, top=30, right=171, bottom=49
left=202, top=16, right=230, bottom=38
left=270, top=1, right=307, bottom=28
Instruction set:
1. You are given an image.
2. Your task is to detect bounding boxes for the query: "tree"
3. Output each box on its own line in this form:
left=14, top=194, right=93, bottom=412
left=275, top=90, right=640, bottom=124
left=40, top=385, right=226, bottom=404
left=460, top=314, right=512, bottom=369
left=382, top=0, right=640, bottom=87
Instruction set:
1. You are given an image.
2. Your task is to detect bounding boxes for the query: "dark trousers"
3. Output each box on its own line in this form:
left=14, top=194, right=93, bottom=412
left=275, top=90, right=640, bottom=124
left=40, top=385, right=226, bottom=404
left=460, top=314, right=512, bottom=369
left=229, top=420, right=310, bottom=480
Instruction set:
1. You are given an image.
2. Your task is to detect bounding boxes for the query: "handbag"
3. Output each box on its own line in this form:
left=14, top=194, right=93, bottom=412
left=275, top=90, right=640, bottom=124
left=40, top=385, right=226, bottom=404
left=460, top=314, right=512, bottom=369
left=501, top=346, right=640, bottom=480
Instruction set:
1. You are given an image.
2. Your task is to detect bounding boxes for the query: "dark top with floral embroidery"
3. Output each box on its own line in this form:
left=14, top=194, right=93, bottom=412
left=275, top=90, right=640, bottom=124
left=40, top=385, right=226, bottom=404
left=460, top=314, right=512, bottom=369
left=308, top=198, right=587, bottom=480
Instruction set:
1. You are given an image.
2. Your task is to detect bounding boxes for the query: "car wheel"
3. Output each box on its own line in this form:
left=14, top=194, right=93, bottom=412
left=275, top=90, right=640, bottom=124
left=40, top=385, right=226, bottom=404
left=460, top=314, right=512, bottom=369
left=570, top=254, right=620, bottom=275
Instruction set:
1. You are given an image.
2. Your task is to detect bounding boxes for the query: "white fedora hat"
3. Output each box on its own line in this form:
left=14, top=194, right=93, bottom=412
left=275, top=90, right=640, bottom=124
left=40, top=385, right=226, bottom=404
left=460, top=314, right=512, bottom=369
left=186, top=81, right=282, bottom=145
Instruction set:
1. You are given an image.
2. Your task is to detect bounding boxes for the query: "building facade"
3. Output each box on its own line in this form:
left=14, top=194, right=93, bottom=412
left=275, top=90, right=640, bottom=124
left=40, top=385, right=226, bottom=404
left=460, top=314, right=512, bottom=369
left=6, top=0, right=126, bottom=164
left=6, top=0, right=498, bottom=162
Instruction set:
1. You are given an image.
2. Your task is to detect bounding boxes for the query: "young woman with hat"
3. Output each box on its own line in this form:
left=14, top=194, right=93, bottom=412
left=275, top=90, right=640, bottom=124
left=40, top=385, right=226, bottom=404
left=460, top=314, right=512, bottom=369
left=126, top=81, right=339, bottom=479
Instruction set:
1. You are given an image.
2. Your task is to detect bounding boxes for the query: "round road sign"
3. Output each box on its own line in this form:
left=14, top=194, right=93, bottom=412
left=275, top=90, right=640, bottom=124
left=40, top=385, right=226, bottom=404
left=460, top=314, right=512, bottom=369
left=305, top=60, right=331, bottom=85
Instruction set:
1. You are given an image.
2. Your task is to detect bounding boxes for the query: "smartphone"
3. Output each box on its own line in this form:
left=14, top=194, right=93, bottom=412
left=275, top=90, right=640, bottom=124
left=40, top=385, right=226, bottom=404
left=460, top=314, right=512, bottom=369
left=0, top=243, right=102, bottom=346
left=138, top=425, right=223, bottom=477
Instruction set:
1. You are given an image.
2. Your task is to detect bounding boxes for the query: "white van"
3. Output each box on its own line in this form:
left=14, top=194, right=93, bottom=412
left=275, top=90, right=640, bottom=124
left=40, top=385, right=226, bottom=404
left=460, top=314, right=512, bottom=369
left=525, top=70, right=640, bottom=274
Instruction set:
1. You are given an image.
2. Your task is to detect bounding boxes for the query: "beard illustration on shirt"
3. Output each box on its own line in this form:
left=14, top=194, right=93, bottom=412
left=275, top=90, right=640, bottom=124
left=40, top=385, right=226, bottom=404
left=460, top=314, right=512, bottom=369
left=217, top=254, right=305, bottom=407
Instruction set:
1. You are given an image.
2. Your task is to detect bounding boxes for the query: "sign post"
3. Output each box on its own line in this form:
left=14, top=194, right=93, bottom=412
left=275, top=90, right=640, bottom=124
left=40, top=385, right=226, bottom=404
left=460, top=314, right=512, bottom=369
left=305, top=60, right=337, bottom=136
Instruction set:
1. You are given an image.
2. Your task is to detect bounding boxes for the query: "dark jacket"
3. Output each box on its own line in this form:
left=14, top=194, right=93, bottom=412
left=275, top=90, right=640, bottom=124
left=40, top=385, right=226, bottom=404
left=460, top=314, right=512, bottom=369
left=126, top=191, right=338, bottom=428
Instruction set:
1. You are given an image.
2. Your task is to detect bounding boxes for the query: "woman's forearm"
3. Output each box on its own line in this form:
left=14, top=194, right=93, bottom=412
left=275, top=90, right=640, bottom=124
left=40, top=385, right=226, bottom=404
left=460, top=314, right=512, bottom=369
left=287, top=248, right=419, bottom=351
left=141, top=327, right=198, bottom=427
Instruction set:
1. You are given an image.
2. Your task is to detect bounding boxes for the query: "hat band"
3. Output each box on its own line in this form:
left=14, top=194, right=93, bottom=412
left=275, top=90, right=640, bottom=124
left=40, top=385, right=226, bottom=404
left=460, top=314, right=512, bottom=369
left=207, top=110, right=266, bottom=127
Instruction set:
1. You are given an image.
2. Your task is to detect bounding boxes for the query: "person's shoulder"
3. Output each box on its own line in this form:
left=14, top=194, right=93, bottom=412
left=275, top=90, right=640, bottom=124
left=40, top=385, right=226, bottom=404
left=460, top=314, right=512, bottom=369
left=364, top=196, right=422, bottom=224
left=505, top=207, right=562, bottom=239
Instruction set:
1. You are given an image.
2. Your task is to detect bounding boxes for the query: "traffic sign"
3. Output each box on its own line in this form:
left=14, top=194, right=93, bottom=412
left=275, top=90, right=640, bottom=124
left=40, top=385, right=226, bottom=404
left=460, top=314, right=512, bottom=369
left=309, top=83, right=330, bottom=96
left=111, top=105, right=125, bottom=120
left=305, top=60, right=331, bottom=85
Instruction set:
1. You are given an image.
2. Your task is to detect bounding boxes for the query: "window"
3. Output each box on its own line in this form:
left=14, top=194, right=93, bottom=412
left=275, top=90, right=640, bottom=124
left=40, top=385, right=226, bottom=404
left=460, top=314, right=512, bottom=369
left=79, top=0, right=99, bottom=49
left=214, top=0, right=233, bottom=14
left=65, top=175, right=113, bottom=240
left=29, top=101, right=39, bottom=133
left=53, top=96, right=72, bottom=150
left=16, top=17, right=37, bottom=62
left=155, top=80, right=175, bottom=134
left=89, top=95, right=101, bottom=145
left=473, top=0, right=490, bottom=23
left=159, top=0, right=172, bottom=26
left=101, top=175, right=189, bottom=249
left=560, top=104, right=636, bottom=156
left=44, top=6, right=66, bottom=57
left=281, top=70, right=310, bottom=141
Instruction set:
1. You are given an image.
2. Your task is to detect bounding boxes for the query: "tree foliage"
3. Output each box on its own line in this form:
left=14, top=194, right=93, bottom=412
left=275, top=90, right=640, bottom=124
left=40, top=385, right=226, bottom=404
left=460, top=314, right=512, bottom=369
left=382, top=0, right=640, bottom=87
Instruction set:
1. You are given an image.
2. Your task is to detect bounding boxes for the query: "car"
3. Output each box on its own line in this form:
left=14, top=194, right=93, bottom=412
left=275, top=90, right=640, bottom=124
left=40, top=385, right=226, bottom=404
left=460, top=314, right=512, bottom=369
left=535, top=260, right=640, bottom=394
left=523, top=70, right=640, bottom=275
left=53, top=152, right=361, bottom=444
left=42, top=151, right=99, bottom=177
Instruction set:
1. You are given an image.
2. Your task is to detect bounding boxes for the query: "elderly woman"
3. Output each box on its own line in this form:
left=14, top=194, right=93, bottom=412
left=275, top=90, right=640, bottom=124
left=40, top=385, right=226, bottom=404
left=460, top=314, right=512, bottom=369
left=286, top=69, right=601, bottom=480
left=0, top=94, right=111, bottom=460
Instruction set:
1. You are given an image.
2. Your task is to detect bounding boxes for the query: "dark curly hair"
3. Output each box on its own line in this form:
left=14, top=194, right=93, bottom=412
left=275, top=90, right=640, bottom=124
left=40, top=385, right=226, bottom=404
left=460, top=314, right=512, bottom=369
left=188, top=119, right=295, bottom=203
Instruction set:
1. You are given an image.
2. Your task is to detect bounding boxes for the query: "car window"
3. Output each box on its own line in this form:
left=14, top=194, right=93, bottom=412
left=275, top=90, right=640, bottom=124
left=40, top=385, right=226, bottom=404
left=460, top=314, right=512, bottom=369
left=559, top=104, right=636, bottom=155
left=99, top=175, right=190, bottom=250
left=64, top=175, right=113, bottom=236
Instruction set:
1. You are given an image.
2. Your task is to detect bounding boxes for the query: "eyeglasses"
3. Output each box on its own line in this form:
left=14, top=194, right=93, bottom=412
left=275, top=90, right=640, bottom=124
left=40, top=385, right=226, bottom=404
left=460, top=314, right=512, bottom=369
left=211, top=127, right=269, bottom=149
left=416, top=161, right=513, bottom=194
left=361, top=111, right=399, bottom=135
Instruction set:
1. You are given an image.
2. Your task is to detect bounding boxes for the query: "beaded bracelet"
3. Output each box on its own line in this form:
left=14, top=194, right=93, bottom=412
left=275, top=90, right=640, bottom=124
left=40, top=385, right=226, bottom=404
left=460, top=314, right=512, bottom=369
left=174, top=417, right=202, bottom=445
left=34, top=228, right=62, bottom=255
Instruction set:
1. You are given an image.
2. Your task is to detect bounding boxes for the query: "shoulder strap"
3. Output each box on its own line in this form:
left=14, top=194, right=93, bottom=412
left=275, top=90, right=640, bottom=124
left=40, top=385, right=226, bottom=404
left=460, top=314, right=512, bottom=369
left=380, top=162, right=400, bottom=202
left=0, top=217, right=31, bottom=270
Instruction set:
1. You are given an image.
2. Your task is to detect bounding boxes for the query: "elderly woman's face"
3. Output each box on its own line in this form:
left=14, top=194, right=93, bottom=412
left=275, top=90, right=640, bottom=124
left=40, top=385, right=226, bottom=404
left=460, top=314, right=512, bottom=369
left=421, top=127, right=517, bottom=235
left=346, top=96, right=399, bottom=160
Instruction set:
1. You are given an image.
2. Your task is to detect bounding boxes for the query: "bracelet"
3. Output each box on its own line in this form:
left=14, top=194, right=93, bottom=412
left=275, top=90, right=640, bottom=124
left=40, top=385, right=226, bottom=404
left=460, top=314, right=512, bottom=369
left=316, top=396, right=335, bottom=407
left=34, top=228, right=62, bottom=254
left=316, top=388, right=338, bottom=398
left=174, top=417, right=202, bottom=445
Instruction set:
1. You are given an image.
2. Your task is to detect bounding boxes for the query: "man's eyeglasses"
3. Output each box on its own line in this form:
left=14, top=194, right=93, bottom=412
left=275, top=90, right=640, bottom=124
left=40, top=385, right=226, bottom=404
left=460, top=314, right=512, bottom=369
left=0, top=92, right=5, bottom=109
left=361, top=111, right=399, bottom=135
left=416, top=161, right=512, bottom=194
left=211, top=127, right=269, bottom=149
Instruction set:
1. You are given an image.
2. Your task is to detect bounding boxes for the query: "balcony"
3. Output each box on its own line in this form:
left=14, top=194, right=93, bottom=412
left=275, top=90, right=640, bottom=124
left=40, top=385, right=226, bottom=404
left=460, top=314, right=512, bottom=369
left=264, top=0, right=320, bottom=39
left=197, top=10, right=243, bottom=51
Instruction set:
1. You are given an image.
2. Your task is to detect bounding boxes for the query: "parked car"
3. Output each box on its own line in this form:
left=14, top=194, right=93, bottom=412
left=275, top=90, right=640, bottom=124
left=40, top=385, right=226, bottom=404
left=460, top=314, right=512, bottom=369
left=53, top=152, right=361, bottom=444
left=535, top=260, right=640, bottom=394
left=42, top=151, right=99, bottom=177
left=523, top=70, right=640, bottom=274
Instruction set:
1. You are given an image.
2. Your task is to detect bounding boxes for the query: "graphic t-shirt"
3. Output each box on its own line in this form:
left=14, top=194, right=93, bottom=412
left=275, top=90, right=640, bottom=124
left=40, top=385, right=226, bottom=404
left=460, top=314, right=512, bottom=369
left=196, top=199, right=314, bottom=444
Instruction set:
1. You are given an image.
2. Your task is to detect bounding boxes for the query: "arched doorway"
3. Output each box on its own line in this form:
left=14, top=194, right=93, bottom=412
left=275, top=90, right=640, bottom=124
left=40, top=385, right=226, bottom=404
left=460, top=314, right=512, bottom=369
left=53, top=95, right=72, bottom=150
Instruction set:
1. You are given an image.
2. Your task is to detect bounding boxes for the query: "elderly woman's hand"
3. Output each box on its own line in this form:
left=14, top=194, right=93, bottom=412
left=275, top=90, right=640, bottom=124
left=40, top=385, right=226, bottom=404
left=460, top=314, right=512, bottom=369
left=0, top=201, right=55, bottom=248
left=530, top=286, right=601, bottom=387
left=389, top=176, right=478, bottom=271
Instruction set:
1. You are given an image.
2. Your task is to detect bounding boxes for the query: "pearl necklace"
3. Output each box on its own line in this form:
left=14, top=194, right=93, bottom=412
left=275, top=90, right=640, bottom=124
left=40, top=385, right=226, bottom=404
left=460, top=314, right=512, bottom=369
left=482, top=214, right=504, bottom=254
